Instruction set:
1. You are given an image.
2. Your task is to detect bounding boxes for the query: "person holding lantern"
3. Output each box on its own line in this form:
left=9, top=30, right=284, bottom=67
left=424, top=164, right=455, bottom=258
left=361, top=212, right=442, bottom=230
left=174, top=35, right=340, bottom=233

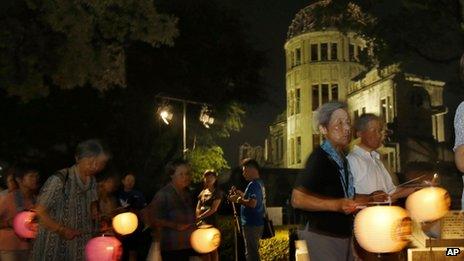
left=228, top=158, right=265, bottom=261
left=196, top=170, right=223, bottom=261
left=291, top=101, right=357, bottom=261
left=31, top=139, right=111, bottom=261
left=347, top=113, right=415, bottom=204
left=146, top=159, right=196, bottom=260
left=348, top=113, right=417, bottom=260
left=117, top=172, right=147, bottom=261
left=0, top=163, right=39, bottom=260
left=96, top=173, right=120, bottom=233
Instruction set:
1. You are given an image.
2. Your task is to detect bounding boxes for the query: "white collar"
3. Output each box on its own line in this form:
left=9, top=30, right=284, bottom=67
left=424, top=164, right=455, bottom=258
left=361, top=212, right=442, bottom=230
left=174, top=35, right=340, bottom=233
left=353, top=145, right=380, bottom=160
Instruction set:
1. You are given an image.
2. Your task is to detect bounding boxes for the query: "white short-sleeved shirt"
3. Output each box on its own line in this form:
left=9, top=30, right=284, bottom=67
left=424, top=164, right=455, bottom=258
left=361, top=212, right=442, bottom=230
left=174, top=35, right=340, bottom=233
left=347, top=145, right=396, bottom=195
left=453, top=101, right=464, bottom=210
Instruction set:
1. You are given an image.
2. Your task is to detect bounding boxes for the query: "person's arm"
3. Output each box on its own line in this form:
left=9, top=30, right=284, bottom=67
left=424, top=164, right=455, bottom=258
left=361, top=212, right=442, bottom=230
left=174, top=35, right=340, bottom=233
left=195, top=200, right=202, bottom=218
left=454, top=103, right=464, bottom=172
left=0, top=194, right=11, bottom=229
left=197, top=199, right=222, bottom=220
left=229, top=193, right=256, bottom=208
left=149, top=191, right=192, bottom=231
left=455, top=145, right=464, bottom=173
left=34, top=204, right=81, bottom=240
left=34, top=175, right=81, bottom=240
left=291, top=188, right=357, bottom=214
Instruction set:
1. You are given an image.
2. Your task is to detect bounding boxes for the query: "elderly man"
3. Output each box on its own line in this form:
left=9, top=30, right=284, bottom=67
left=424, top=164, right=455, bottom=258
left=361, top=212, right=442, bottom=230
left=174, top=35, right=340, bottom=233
left=347, top=114, right=411, bottom=203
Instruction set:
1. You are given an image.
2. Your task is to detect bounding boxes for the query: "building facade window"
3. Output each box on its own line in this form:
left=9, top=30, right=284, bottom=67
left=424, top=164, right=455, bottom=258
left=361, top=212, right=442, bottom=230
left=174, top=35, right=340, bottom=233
left=331, top=84, right=338, bottom=100
left=321, top=43, right=328, bottom=61
left=289, top=90, right=295, bottom=115
left=290, top=51, right=294, bottom=67
left=295, top=48, right=301, bottom=66
left=353, top=109, right=360, bottom=122
left=312, top=84, right=319, bottom=111
left=380, top=97, right=393, bottom=123
left=321, top=84, right=329, bottom=104
left=311, top=44, right=318, bottom=61
left=380, top=98, right=387, bottom=123
left=296, top=88, right=301, bottom=114
left=349, top=44, right=355, bottom=61
left=330, top=43, right=338, bottom=61
left=290, top=138, right=295, bottom=164
left=357, top=46, right=362, bottom=61
left=296, top=136, right=302, bottom=163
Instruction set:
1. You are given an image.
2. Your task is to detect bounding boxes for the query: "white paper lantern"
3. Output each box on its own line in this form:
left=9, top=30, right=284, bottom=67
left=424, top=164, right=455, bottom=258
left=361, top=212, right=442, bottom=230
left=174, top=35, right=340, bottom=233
left=190, top=225, right=221, bottom=253
left=112, top=212, right=138, bottom=235
left=406, top=187, right=450, bottom=222
left=354, top=206, right=411, bottom=253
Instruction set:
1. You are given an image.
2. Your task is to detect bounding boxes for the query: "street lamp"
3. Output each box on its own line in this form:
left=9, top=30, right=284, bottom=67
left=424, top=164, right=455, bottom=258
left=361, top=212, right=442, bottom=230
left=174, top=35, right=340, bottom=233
left=156, top=95, right=214, bottom=158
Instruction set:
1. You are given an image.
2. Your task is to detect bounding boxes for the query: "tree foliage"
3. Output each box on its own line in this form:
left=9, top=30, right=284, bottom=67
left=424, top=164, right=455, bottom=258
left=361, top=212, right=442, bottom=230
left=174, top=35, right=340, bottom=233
left=187, top=146, right=230, bottom=183
left=0, top=0, right=178, bottom=100
left=0, top=0, right=265, bottom=195
left=311, top=0, right=463, bottom=77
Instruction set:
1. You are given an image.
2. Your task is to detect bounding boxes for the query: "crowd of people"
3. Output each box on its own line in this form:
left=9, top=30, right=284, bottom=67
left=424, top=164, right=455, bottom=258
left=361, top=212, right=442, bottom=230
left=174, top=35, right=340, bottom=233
left=0, top=98, right=463, bottom=261
left=0, top=140, right=228, bottom=261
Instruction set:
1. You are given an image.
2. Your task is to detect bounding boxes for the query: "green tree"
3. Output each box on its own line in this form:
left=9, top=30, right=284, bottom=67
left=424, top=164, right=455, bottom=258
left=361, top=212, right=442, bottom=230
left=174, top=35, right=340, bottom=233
left=0, top=0, right=178, bottom=100
left=0, top=0, right=265, bottom=197
left=187, top=146, right=230, bottom=183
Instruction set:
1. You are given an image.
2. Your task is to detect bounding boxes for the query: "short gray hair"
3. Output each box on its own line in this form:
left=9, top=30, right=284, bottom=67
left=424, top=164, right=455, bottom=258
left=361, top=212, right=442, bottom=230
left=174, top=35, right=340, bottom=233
left=354, top=113, right=381, bottom=133
left=315, top=101, right=348, bottom=128
left=75, top=139, right=111, bottom=161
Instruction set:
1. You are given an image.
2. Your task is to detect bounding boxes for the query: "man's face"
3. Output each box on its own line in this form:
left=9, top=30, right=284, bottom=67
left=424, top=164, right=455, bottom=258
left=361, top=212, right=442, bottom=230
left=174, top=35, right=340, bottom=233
left=358, top=119, right=384, bottom=150
left=242, top=166, right=256, bottom=181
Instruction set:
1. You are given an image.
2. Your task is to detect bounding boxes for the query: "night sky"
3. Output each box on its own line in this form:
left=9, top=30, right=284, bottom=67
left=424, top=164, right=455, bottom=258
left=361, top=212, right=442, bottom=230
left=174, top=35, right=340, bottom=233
left=219, top=0, right=311, bottom=166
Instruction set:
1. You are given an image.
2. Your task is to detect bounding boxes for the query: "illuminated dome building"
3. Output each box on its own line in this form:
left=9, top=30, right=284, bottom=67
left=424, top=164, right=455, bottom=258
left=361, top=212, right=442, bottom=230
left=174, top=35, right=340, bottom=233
left=265, top=2, right=450, bottom=173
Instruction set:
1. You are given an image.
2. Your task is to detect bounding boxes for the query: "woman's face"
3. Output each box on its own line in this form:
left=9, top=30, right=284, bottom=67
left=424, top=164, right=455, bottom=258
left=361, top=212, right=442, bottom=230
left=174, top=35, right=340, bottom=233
left=204, top=174, right=216, bottom=188
left=320, top=108, right=352, bottom=149
left=171, top=164, right=191, bottom=189
left=18, top=171, right=39, bottom=191
left=80, top=154, right=110, bottom=176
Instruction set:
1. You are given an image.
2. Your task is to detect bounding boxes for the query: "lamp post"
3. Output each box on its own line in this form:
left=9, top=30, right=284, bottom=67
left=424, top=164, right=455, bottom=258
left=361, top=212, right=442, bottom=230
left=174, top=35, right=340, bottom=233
left=156, top=95, right=214, bottom=158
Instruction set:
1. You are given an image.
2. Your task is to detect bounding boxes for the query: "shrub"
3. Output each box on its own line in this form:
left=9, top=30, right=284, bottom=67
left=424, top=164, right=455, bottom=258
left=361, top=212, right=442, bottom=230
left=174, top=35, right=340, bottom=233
left=259, top=227, right=289, bottom=261
left=217, top=215, right=291, bottom=261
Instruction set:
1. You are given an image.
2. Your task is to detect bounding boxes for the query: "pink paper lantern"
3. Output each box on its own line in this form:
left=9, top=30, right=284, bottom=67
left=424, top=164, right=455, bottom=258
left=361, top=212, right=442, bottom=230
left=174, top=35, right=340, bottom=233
left=85, top=236, right=122, bottom=261
left=13, top=211, right=37, bottom=239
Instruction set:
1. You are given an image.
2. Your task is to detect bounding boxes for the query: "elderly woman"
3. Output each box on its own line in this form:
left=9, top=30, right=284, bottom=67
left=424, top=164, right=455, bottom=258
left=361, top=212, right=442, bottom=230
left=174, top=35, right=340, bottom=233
left=146, top=159, right=196, bottom=260
left=31, top=139, right=111, bottom=261
left=291, top=101, right=357, bottom=261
